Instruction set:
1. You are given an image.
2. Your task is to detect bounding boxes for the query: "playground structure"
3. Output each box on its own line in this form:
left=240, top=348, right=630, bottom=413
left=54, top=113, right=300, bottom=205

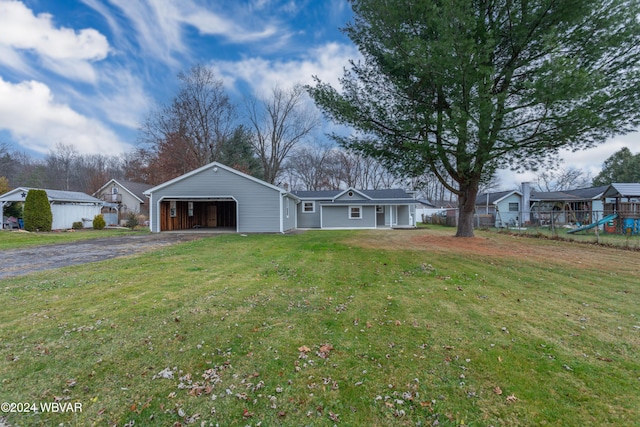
left=602, top=183, right=640, bottom=235
left=567, top=213, right=618, bottom=234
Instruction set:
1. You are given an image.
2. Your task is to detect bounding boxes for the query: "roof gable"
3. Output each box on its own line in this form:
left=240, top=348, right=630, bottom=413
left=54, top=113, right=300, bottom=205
left=94, top=179, right=153, bottom=203
left=334, top=188, right=371, bottom=201
left=292, top=188, right=416, bottom=202
left=475, top=190, right=521, bottom=205
left=603, top=183, right=640, bottom=198
left=144, top=162, right=287, bottom=195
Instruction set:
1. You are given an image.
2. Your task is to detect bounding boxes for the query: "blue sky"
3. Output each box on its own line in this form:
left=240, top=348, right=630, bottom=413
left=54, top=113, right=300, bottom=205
left=0, top=0, right=638, bottom=188
left=0, top=0, right=355, bottom=155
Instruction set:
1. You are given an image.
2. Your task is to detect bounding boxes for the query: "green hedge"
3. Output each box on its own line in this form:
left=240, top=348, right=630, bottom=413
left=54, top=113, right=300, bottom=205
left=23, top=189, right=52, bottom=232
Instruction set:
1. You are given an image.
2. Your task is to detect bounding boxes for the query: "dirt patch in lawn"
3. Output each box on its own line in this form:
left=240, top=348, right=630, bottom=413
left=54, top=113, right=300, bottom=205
left=350, top=229, right=640, bottom=275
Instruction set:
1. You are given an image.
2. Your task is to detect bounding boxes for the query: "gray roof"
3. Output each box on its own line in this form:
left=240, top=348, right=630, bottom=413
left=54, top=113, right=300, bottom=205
left=0, top=187, right=103, bottom=203
left=475, top=190, right=520, bottom=206
left=531, top=185, right=609, bottom=202
left=292, top=190, right=341, bottom=199
left=563, top=185, right=608, bottom=199
left=602, top=183, right=640, bottom=198
left=292, top=188, right=416, bottom=201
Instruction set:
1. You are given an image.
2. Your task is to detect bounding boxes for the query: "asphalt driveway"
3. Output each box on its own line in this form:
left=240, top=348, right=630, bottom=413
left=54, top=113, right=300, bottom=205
left=0, top=233, right=213, bottom=279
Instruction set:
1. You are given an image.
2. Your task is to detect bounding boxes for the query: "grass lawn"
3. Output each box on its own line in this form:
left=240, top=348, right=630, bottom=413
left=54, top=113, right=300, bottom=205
left=0, top=228, right=149, bottom=250
left=0, top=227, right=638, bottom=426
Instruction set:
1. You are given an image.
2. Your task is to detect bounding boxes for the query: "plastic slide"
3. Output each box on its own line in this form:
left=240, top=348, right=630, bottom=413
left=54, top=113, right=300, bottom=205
left=567, top=213, right=618, bottom=234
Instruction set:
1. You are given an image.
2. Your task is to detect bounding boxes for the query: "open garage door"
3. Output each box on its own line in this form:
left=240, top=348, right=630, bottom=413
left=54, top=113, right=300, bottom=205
left=160, top=199, right=236, bottom=231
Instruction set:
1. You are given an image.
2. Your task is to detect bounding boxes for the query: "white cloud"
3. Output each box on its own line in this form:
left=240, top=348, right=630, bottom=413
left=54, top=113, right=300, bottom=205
left=183, top=9, right=279, bottom=43
left=0, top=77, right=132, bottom=155
left=213, top=42, right=359, bottom=97
left=99, top=0, right=285, bottom=67
left=0, top=0, right=109, bottom=60
left=0, top=1, right=109, bottom=82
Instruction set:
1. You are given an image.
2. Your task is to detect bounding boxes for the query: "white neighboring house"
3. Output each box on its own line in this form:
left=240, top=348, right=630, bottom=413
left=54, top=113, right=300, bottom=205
left=0, top=188, right=104, bottom=230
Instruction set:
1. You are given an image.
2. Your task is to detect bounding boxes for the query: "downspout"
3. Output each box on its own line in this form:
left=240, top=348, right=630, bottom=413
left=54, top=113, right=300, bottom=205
left=0, top=201, right=5, bottom=229
left=279, top=194, right=283, bottom=233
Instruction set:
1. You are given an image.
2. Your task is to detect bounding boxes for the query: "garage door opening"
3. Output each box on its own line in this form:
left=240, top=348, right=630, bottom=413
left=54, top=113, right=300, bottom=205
left=160, top=199, right=236, bottom=231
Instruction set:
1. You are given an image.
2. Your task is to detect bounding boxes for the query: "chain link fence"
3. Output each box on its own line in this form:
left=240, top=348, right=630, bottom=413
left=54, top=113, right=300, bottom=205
left=422, top=209, right=640, bottom=248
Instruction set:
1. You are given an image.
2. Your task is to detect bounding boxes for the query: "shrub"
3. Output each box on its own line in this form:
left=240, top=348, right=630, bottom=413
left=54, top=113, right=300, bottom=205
left=23, top=189, right=52, bottom=232
left=93, top=214, right=106, bottom=230
left=72, top=221, right=83, bottom=230
left=126, top=212, right=139, bottom=229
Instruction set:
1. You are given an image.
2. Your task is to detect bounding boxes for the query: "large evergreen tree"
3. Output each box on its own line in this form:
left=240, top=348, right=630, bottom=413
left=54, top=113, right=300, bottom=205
left=23, top=189, right=52, bottom=232
left=309, top=0, right=640, bottom=237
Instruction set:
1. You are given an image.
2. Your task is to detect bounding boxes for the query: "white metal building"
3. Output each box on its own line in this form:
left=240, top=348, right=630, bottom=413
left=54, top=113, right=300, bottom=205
left=0, top=188, right=104, bottom=230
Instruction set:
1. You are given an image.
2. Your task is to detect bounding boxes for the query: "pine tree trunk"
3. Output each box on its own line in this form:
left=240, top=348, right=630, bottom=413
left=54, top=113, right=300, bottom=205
left=455, top=182, right=479, bottom=237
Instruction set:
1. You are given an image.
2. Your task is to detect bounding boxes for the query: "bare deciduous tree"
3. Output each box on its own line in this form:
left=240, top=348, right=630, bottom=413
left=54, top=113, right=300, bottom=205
left=246, top=84, right=320, bottom=184
left=535, top=167, right=592, bottom=192
left=140, top=64, right=236, bottom=171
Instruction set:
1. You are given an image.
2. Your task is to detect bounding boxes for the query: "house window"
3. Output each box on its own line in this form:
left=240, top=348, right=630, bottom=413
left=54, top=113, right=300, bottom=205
left=376, top=205, right=384, bottom=213
left=349, top=206, right=362, bottom=219
left=188, top=202, right=193, bottom=217
left=348, top=191, right=354, bottom=197
left=509, top=202, right=519, bottom=212
left=112, top=187, right=118, bottom=194
left=170, top=201, right=177, bottom=217
left=286, top=199, right=290, bottom=218
left=303, top=201, right=315, bottom=213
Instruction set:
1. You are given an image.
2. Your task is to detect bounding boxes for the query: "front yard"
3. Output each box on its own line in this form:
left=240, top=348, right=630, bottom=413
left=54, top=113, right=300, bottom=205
left=1, top=228, right=638, bottom=426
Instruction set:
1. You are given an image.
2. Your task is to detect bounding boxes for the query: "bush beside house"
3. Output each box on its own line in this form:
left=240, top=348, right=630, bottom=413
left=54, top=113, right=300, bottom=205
left=93, top=214, right=106, bottom=230
left=23, top=189, right=52, bottom=232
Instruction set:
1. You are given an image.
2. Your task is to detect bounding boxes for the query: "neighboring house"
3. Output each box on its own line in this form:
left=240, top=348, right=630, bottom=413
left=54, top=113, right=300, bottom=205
left=529, top=185, right=608, bottom=225
left=93, top=179, right=153, bottom=225
left=0, top=187, right=103, bottom=230
left=144, top=162, right=298, bottom=233
left=475, top=189, right=523, bottom=227
left=474, top=183, right=610, bottom=228
left=291, top=188, right=418, bottom=229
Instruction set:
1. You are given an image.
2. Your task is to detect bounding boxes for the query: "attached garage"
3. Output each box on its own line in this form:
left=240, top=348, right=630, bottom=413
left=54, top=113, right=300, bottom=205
left=159, top=199, right=236, bottom=231
left=144, top=162, right=298, bottom=233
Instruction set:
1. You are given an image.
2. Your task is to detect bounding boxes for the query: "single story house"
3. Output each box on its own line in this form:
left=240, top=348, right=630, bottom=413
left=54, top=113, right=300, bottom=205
left=144, top=162, right=298, bottom=233
left=93, top=179, right=153, bottom=225
left=475, top=189, right=522, bottom=227
left=291, top=188, right=418, bottom=229
left=0, top=187, right=103, bottom=230
left=475, top=183, right=613, bottom=228
left=144, top=162, right=421, bottom=233
left=529, top=185, right=608, bottom=226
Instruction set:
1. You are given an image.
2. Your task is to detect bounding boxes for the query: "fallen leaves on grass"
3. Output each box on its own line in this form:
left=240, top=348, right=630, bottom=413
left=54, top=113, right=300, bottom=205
left=317, top=343, right=334, bottom=359
left=506, top=394, right=519, bottom=403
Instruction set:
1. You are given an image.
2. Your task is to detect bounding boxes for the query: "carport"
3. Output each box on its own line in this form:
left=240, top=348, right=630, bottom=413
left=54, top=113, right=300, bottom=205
left=159, top=197, right=237, bottom=232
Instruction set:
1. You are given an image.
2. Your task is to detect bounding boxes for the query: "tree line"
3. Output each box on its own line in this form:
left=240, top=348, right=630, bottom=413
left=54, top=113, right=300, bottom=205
left=1, top=58, right=639, bottom=206
left=0, top=64, right=462, bottom=202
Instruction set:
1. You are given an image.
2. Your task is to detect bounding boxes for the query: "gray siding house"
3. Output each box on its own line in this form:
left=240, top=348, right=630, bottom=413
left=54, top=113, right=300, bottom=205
left=93, top=179, right=153, bottom=225
left=292, top=188, right=418, bottom=229
left=475, top=190, right=523, bottom=227
left=144, top=162, right=298, bottom=233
